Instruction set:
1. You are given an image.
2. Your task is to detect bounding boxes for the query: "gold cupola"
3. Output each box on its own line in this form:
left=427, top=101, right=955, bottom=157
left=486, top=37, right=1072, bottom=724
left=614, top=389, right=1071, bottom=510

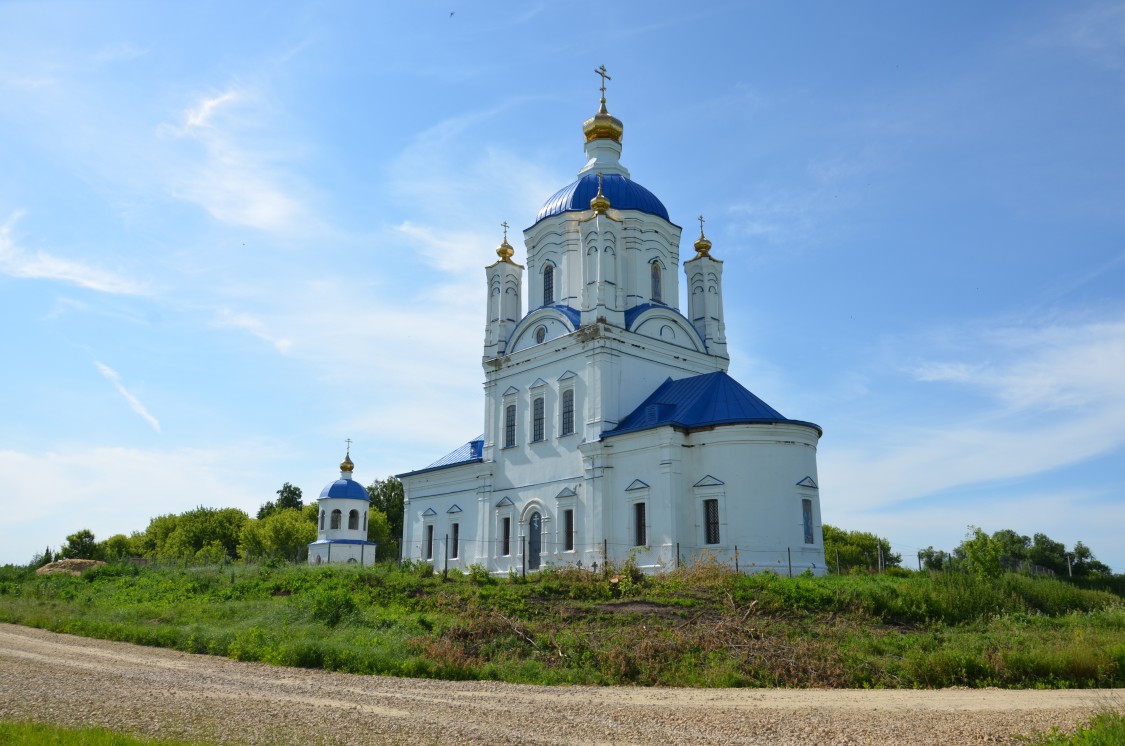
left=583, top=64, right=624, bottom=143
left=340, top=450, right=354, bottom=474
left=495, top=221, right=517, bottom=263
left=693, top=215, right=717, bottom=259
left=590, top=173, right=611, bottom=213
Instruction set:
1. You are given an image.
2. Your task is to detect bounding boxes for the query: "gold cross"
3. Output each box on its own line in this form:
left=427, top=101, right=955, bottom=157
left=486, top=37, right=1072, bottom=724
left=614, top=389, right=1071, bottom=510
left=345, top=438, right=352, bottom=454
left=698, top=214, right=706, bottom=237
left=501, top=221, right=509, bottom=241
left=594, top=65, right=611, bottom=99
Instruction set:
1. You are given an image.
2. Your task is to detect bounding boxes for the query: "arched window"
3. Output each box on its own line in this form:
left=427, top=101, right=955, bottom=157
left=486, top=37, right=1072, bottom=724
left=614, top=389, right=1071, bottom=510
left=504, top=404, right=517, bottom=448
left=543, top=264, right=555, bottom=305
left=330, top=509, right=342, bottom=530
left=348, top=509, right=359, bottom=530
left=560, top=389, right=575, bottom=436
left=532, top=396, right=545, bottom=441
left=651, top=260, right=663, bottom=303
left=319, top=510, right=325, bottom=530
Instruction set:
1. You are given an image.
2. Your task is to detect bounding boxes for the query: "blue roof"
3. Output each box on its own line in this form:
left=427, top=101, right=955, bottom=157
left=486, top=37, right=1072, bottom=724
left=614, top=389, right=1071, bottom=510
left=319, top=478, right=369, bottom=500
left=603, top=371, right=822, bottom=438
left=535, top=173, right=670, bottom=223
left=398, top=435, right=484, bottom=478
left=624, top=302, right=672, bottom=329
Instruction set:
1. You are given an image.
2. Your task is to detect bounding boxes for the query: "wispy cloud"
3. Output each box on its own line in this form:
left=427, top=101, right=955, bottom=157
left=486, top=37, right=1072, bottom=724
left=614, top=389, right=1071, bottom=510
left=1044, top=2, right=1125, bottom=72
left=94, top=361, right=161, bottom=432
left=159, top=89, right=306, bottom=233
left=824, top=313, right=1125, bottom=512
left=213, top=308, right=293, bottom=353
left=0, top=212, right=147, bottom=295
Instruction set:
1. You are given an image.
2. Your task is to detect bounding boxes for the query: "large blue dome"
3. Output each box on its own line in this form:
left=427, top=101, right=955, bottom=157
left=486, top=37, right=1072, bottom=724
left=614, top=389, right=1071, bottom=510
left=535, top=172, right=669, bottom=223
left=319, top=478, right=368, bottom=500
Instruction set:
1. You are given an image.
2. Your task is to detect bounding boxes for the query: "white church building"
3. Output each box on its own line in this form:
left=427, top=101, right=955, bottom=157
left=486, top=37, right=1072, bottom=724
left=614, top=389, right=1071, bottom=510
left=308, top=450, right=378, bottom=566
left=399, top=82, right=826, bottom=576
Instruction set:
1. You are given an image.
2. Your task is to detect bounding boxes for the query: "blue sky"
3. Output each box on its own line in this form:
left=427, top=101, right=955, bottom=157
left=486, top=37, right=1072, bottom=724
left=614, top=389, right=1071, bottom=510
left=2, top=1, right=1123, bottom=570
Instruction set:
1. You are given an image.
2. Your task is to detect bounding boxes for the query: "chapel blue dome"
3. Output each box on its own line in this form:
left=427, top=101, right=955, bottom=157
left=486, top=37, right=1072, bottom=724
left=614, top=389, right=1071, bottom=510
left=319, top=478, right=368, bottom=500
left=535, top=172, right=670, bottom=223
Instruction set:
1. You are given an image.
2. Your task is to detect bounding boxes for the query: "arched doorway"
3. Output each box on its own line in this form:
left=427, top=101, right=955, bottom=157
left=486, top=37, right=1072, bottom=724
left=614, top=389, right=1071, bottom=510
left=528, top=512, right=542, bottom=570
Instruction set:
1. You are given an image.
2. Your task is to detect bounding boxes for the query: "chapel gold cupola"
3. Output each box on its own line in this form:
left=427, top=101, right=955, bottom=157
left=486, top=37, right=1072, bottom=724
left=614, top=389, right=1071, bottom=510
left=582, top=65, right=624, bottom=144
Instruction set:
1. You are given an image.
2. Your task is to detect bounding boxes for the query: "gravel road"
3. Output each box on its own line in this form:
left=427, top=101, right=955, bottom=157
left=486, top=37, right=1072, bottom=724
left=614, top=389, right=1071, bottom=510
left=0, top=624, right=1119, bottom=745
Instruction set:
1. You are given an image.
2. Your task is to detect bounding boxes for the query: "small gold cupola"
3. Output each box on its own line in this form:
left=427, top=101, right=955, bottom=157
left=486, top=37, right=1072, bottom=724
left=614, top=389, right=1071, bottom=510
left=340, top=440, right=354, bottom=474
left=496, top=221, right=516, bottom=263
left=590, top=173, right=611, bottom=213
left=583, top=65, right=624, bottom=144
left=693, top=215, right=715, bottom=258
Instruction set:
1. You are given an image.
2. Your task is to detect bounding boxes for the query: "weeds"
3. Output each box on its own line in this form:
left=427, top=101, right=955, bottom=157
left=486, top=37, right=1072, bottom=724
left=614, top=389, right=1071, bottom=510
left=0, top=560, right=1121, bottom=688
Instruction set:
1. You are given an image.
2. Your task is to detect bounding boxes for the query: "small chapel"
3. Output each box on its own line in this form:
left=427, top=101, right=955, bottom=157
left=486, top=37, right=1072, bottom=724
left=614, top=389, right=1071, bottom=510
left=308, top=448, right=378, bottom=566
left=398, top=71, right=826, bottom=576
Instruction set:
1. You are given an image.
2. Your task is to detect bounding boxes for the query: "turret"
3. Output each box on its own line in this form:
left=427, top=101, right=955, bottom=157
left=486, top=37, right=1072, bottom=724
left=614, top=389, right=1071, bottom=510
left=684, top=218, right=728, bottom=359
left=483, top=224, right=524, bottom=360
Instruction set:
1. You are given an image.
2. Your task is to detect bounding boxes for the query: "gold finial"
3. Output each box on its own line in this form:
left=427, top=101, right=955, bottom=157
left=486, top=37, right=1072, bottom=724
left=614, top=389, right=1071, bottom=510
left=693, top=214, right=713, bottom=257
left=495, top=221, right=515, bottom=262
left=340, top=439, right=354, bottom=473
left=590, top=173, right=611, bottom=214
left=583, top=65, right=623, bottom=143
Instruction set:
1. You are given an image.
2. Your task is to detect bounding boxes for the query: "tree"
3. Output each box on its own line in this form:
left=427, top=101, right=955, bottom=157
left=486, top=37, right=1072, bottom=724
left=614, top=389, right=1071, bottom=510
left=366, top=507, right=397, bottom=560
left=239, top=508, right=316, bottom=562
left=31, top=547, right=53, bottom=568
left=822, top=525, right=901, bottom=573
left=957, top=526, right=1003, bottom=579
left=58, top=529, right=101, bottom=561
left=1070, top=541, right=1112, bottom=577
left=918, top=546, right=951, bottom=571
left=259, top=482, right=304, bottom=520
left=1029, top=533, right=1068, bottom=576
left=134, top=507, right=248, bottom=562
left=367, top=477, right=404, bottom=557
left=99, top=534, right=132, bottom=561
left=989, top=529, right=1030, bottom=570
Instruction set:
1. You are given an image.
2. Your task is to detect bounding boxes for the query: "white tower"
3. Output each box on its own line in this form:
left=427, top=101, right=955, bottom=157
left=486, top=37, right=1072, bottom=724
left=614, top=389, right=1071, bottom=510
left=483, top=226, right=524, bottom=361
left=684, top=219, right=728, bottom=360
left=307, top=448, right=377, bottom=566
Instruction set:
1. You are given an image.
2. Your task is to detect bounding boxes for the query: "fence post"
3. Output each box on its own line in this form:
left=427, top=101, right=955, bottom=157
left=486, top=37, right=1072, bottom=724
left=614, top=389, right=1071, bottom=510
left=787, top=547, right=792, bottom=577
left=444, top=533, right=449, bottom=580
left=734, top=546, right=739, bottom=573
left=522, top=535, right=527, bottom=578
left=676, top=542, right=680, bottom=570
left=917, top=553, right=922, bottom=572
left=836, top=548, right=841, bottom=575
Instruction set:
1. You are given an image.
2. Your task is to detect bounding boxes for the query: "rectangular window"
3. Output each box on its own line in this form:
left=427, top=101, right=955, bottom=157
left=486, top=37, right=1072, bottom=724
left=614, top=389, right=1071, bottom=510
left=560, top=389, right=575, bottom=436
left=504, top=404, right=516, bottom=448
left=425, top=524, right=434, bottom=560
left=563, top=509, right=574, bottom=552
left=802, top=499, right=814, bottom=545
left=704, top=499, right=720, bottom=545
left=634, top=502, right=647, bottom=547
left=501, top=516, right=511, bottom=556
left=451, top=522, right=460, bottom=559
left=532, top=396, right=545, bottom=441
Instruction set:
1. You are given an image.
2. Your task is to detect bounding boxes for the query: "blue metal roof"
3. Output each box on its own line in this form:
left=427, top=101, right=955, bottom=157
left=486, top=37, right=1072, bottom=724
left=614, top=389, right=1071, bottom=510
left=319, top=478, right=369, bottom=500
left=624, top=302, right=673, bottom=329
left=535, top=173, right=670, bottom=223
left=398, top=435, right=485, bottom=479
left=603, top=371, right=822, bottom=438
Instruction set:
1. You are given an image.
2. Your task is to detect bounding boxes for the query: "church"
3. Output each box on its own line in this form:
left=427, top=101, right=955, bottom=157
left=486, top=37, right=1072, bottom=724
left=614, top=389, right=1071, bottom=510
left=398, top=74, right=827, bottom=576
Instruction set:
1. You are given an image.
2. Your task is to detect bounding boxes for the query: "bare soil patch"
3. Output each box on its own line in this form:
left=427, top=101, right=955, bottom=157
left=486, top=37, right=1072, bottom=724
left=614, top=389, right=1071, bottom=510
left=0, top=623, right=1119, bottom=745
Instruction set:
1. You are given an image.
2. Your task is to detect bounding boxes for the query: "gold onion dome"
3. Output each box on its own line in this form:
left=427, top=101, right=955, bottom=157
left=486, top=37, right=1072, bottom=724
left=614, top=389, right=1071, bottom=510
left=496, top=237, right=515, bottom=262
left=590, top=174, right=611, bottom=213
left=340, top=452, right=354, bottom=472
left=694, top=232, right=713, bottom=257
left=583, top=98, right=624, bottom=143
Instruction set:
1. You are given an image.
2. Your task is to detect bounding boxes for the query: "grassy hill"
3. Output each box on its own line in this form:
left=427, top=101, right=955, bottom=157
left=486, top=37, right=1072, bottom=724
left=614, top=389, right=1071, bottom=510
left=1, top=560, right=1122, bottom=688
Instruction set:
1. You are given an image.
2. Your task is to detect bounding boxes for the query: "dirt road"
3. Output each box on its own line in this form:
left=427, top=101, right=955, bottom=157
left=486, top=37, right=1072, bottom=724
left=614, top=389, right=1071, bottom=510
left=0, top=624, right=1118, bottom=744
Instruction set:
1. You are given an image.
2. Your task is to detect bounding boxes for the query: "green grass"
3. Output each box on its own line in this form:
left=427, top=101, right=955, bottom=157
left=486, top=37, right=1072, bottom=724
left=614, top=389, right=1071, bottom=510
left=1, top=560, right=1122, bottom=688
left=0, top=721, right=201, bottom=745
left=1021, top=712, right=1125, bottom=745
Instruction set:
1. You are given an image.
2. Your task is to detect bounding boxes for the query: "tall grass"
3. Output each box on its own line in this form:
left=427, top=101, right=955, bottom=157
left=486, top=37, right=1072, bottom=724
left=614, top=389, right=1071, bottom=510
left=1, top=561, right=1121, bottom=688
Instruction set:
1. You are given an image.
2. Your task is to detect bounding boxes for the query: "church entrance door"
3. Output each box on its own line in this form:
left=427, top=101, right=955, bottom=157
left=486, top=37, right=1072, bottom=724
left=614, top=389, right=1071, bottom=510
left=528, top=512, right=542, bottom=570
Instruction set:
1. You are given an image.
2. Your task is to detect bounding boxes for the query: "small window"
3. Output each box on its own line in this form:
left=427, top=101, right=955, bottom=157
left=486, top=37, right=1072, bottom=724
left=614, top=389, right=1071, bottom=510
left=563, top=509, right=574, bottom=552
left=704, top=499, right=720, bottom=545
left=330, top=509, right=342, bottom=530
left=502, top=516, right=511, bottom=556
left=634, top=502, right=647, bottom=547
left=543, top=263, right=555, bottom=305
left=451, top=523, right=460, bottom=559
left=535, top=326, right=546, bottom=344
left=425, top=524, right=434, bottom=560
left=802, top=499, right=814, bottom=545
left=560, top=389, right=575, bottom=436
left=348, top=509, right=359, bottom=530
left=319, top=510, right=325, bottom=530
left=504, top=404, right=516, bottom=448
left=532, top=397, right=545, bottom=441
left=651, top=260, right=663, bottom=303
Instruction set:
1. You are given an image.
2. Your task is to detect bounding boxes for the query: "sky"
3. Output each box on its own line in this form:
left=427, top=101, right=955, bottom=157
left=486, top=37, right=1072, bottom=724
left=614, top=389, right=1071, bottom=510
left=2, top=1, right=1124, bottom=571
